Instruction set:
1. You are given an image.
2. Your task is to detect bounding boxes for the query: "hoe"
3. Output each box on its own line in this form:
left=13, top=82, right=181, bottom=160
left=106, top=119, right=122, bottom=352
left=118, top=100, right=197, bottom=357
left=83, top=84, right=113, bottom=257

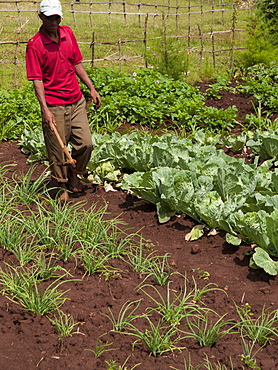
left=52, top=124, right=76, bottom=168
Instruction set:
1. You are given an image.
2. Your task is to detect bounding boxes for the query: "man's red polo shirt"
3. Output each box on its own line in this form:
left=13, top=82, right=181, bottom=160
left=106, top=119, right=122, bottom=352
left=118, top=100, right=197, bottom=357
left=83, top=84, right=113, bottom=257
left=26, top=25, right=83, bottom=106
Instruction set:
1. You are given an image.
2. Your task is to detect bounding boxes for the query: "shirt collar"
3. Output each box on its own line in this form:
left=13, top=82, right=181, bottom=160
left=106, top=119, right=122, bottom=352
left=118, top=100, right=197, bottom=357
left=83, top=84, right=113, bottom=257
left=39, top=25, right=66, bottom=44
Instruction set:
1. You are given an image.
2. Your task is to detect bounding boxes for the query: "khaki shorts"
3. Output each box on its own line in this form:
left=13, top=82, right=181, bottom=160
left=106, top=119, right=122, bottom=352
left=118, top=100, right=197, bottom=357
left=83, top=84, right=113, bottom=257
left=43, top=95, right=92, bottom=183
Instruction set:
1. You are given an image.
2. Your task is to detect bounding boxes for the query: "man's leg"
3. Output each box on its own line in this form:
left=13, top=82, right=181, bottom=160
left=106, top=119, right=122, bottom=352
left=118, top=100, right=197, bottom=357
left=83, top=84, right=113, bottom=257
left=42, top=105, right=71, bottom=201
left=66, top=95, right=93, bottom=192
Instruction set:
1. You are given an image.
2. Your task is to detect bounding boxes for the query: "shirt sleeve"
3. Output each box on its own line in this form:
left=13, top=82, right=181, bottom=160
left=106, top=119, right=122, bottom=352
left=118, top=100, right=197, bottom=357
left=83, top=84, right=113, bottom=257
left=26, top=42, right=43, bottom=80
left=68, top=27, right=83, bottom=65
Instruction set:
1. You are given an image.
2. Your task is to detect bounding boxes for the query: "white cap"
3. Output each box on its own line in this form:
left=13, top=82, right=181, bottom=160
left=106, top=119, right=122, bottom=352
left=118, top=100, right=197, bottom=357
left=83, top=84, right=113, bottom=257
left=40, top=0, right=63, bottom=17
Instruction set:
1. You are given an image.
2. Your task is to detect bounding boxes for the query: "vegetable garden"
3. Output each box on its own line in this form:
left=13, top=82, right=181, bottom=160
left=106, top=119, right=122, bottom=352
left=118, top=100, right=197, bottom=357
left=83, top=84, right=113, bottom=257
left=1, top=0, right=278, bottom=368
left=0, top=61, right=278, bottom=369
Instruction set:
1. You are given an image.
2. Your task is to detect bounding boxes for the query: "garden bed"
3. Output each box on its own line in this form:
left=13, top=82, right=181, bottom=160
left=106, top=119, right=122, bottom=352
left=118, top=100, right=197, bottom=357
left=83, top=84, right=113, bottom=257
left=0, top=84, right=277, bottom=370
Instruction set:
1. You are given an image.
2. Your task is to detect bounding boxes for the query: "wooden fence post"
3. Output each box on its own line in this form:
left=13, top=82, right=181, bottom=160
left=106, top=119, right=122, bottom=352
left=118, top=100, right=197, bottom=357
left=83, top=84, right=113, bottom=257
left=13, top=40, right=19, bottom=87
left=198, top=24, right=203, bottom=71
left=211, top=27, right=216, bottom=68
left=144, top=13, right=149, bottom=68
left=118, top=39, right=122, bottom=71
left=175, top=0, right=179, bottom=32
left=13, top=20, right=29, bottom=86
left=91, top=32, right=95, bottom=68
left=109, top=0, right=112, bottom=25
left=138, top=3, right=141, bottom=27
left=15, top=1, right=22, bottom=27
left=89, top=0, right=93, bottom=28
left=71, top=2, right=77, bottom=27
left=188, top=0, right=191, bottom=29
left=123, top=1, right=126, bottom=25
left=187, top=0, right=191, bottom=55
left=230, top=6, right=237, bottom=70
left=200, top=0, right=203, bottom=25
left=154, top=4, right=158, bottom=27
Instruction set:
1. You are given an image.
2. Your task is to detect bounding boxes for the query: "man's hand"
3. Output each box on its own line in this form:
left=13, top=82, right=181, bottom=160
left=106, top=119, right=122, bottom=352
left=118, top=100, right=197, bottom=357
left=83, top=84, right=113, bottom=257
left=90, top=87, right=101, bottom=109
left=75, top=63, right=102, bottom=109
left=42, top=107, right=56, bottom=131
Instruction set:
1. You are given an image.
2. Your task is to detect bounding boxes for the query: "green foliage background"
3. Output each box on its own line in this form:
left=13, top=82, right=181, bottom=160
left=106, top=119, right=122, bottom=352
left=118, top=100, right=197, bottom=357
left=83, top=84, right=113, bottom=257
left=236, top=0, right=278, bottom=68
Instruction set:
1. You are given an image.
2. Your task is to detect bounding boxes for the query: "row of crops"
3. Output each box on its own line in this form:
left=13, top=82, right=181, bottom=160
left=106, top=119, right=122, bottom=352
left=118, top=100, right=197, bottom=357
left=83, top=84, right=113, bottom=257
left=1, top=62, right=278, bottom=142
left=0, top=62, right=278, bottom=368
left=14, top=62, right=278, bottom=276
left=1, top=167, right=278, bottom=369
left=90, top=129, right=278, bottom=275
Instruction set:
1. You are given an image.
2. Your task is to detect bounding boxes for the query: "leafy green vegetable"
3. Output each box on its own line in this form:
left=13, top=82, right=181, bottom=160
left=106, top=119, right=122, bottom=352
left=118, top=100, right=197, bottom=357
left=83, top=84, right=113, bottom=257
left=87, top=160, right=121, bottom=185
left=185, top=225, right=204, bottom=241
left=226, top=233, right=242, bottom=246
left=0, top=83, right=41, bottom=141
left=247, top=129, right=278, bottom=160
left=252, top=247, right=278, bottom=276
left=230, top=210, right=278, bottom=258
left=84, top=67, right=238, bottom=132
left=237, top=63, right=278, bottom=113
left=19, top=128, right=48, bottom=164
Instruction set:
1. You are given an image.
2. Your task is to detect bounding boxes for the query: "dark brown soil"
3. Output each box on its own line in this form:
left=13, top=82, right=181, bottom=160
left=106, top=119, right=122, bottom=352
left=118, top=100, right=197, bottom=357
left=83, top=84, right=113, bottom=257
left=0, top=85, right=277, bottom=370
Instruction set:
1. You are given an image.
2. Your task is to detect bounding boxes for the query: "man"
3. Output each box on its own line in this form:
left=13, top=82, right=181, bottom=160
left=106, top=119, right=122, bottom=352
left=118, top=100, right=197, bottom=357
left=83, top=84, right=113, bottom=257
left=26, top=0, right=101, bottom=201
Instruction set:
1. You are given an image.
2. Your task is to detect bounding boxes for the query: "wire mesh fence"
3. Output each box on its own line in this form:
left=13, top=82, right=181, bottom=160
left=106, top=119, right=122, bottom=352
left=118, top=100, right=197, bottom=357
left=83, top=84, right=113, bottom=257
left=0, top=0, right=253, bottom=86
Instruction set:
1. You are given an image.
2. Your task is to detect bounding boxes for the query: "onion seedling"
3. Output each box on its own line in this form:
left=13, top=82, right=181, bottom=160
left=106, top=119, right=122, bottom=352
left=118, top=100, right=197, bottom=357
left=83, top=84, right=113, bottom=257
left=123, top=315, right=184, bottom=356
left=142, top=253, right=174, bottom=286
left=0, top=264, right=75, bottom=315
left=85, top=332, right=119, bottom=358
left=103, top=299, right=142, bottom=332
left=105, top=355, right=141, bottom=370
left=138, top=274, right=211, bottom=326
left=182, top=311, right=237, bottom=347
left=48, top=309, right=80, bottom=338
left=75, top=241, right=110, bottom=275
left=235, top=302, right=278, bottom=346
left=9, top=167, right=51, bottom=204
left=126, top=239, right=158, bottom=274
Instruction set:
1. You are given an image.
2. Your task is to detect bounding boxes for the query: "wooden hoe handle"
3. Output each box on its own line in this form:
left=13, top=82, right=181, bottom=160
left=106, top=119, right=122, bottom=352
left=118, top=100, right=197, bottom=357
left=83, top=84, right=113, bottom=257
left=52, top=125, right=76, bottom=167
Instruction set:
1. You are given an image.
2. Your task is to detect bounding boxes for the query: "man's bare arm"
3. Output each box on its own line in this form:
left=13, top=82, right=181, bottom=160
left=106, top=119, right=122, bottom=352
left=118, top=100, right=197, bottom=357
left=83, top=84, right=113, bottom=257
left=74, top=63, right=101, bottom=108
left=33, top=79, right=55, bottom=130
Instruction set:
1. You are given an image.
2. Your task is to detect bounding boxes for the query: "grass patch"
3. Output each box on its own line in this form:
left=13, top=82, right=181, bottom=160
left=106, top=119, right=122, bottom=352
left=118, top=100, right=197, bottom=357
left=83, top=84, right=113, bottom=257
left=0, top=0, right=251, bottom=87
